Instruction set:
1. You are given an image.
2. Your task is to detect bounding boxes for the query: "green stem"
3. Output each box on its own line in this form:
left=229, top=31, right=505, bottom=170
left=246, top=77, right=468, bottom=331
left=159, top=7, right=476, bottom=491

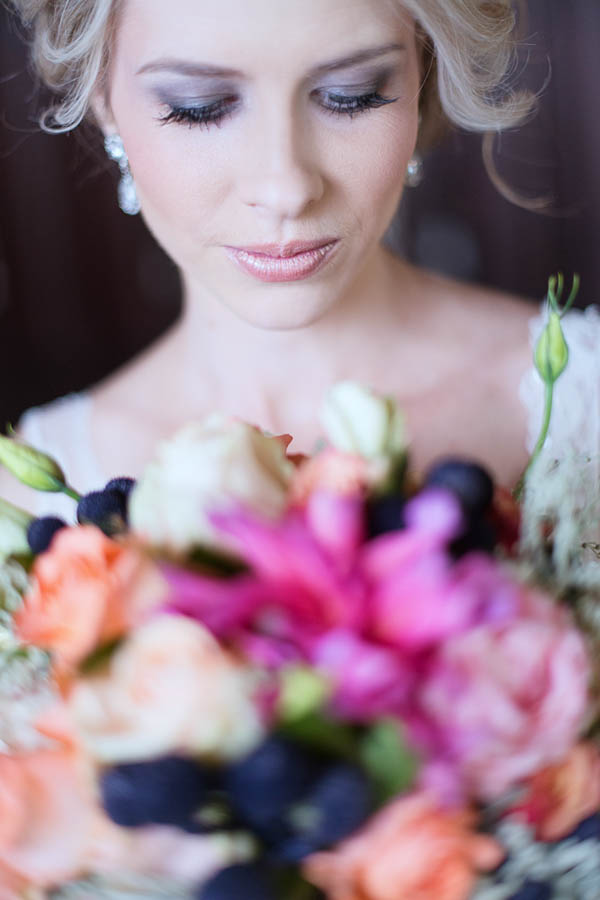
left=514, top=380, right=554, bottom=500
left=61, top=484, right=82, bottom=502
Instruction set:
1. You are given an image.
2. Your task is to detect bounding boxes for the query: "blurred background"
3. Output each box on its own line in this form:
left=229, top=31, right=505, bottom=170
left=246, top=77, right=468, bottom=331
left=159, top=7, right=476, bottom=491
left=1, top=0, right=599, bottom=427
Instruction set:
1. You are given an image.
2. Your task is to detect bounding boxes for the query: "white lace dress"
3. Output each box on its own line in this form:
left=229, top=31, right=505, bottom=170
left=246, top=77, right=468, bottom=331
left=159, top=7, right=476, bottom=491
left=15, top=307, right=600, bottom=555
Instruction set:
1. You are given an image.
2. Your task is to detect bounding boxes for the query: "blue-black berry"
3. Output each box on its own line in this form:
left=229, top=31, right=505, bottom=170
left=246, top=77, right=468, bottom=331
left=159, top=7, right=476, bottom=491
left=195, top=862, right=279, bottom=900
left=570, top=813, right=600, bottom=842
left=77, top=489, right=128, bottom=535
left=366, top=493, right=406, bottom=538
left=105, top=477, right=136, bottom=498
left=101, top=755, right=211, bottom=830
left=275, top=763, right=373, bottom=862
left=26, top=516, right=67, bottom=554
left=509, top=881, right=552, bottom=900
left=424, top=458, right=494, bottom=519
left=226, top=737, right=321, bottom=844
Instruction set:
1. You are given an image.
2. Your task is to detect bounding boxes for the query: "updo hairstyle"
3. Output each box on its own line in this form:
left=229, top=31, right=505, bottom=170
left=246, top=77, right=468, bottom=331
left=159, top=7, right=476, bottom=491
left=5, top=0, right=534, bottom=145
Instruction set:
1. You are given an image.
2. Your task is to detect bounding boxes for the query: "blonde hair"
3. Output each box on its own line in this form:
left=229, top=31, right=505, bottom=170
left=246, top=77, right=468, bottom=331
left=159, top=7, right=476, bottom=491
left=6, top=0, right=534, bottom=141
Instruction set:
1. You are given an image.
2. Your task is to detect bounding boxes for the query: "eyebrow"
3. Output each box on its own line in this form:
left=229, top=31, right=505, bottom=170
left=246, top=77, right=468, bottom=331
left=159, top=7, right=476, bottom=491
left=136, top=42, right=406, bottom=79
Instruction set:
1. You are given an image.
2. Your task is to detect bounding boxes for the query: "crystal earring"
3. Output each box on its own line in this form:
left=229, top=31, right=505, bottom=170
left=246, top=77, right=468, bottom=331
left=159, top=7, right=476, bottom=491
left=103, top=134, right=141, bottom=215
left=405, top=154, right=424, bottom=188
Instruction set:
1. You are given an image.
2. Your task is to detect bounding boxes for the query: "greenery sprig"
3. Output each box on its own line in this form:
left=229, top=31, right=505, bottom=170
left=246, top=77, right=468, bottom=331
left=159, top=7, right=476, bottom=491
left=514, top=273, right=580, bottom=499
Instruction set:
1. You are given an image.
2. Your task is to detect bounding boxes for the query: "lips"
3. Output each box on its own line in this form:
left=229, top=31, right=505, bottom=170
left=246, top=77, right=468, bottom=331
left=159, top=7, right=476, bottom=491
left=224, top=239, right=339, bottom=283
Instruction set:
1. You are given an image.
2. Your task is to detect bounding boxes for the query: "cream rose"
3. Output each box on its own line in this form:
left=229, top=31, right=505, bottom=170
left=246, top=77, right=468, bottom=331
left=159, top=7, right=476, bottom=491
left=69, top=615, right=265, bottom=764
left=129, top=416, right=293, bottom=552
left=320, top=381, right=406, bottom=460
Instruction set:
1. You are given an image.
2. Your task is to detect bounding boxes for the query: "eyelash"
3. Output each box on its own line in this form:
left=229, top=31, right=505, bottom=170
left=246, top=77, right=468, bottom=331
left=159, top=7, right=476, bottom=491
left=158, top=90, right=398, bottom=129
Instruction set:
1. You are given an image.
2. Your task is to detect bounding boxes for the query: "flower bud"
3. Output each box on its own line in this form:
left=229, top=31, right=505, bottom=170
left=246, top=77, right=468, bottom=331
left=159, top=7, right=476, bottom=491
left=0, top=497, right=33, bottom=561
left=320, top=381, right=406, bottom=460
left=0, top=435, right=66, bottom=492
left=534, top=310, right=569, bottom=384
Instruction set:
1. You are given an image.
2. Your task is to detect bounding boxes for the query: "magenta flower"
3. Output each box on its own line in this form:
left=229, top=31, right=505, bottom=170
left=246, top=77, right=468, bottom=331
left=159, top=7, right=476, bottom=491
left=310, top=629, right=415, bottom=721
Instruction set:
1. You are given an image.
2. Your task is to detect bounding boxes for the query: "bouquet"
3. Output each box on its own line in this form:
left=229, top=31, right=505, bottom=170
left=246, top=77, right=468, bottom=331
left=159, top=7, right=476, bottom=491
left=1, top=277, right=600, bottom=900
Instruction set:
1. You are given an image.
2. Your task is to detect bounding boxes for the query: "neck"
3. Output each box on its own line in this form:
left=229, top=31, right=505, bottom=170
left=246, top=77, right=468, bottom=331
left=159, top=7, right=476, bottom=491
left=166, top=244, right=420, bottom=441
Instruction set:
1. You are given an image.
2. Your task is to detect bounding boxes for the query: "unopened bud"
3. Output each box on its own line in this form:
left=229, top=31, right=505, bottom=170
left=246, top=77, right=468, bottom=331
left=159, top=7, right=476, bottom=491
left=534, top=310, right=569, bottom=384
left=0, top=434, right=66, bottom=492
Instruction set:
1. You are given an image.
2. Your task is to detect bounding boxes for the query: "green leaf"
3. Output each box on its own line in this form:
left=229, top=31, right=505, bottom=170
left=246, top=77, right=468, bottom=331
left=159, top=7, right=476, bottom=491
left=79, top=637, right=124, bottom=674
left=278, top=710, right=359, bottom=762
left=359, top=719, right=418, bottom=803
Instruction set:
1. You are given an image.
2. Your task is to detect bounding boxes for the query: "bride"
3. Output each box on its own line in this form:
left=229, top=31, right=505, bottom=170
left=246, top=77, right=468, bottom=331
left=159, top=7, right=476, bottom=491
left=2, top=0, right=586, bottom=513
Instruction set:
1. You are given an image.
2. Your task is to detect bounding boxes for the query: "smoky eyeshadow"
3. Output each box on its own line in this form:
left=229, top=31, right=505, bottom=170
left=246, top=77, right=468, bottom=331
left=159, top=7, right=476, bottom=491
left=311, top=64, right=397, bottom=93
left=148, top=80, right=237, bottom=108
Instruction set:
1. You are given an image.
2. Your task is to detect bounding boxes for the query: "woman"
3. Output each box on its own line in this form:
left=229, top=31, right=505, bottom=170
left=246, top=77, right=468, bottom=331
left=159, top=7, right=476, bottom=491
left=1, top=0, right=593, bottom=513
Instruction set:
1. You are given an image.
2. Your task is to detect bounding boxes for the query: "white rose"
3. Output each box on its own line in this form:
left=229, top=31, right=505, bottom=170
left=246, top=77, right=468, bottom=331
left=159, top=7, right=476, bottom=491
left=69, top=615, right=266, bottom=764
left=320, top=381, right=406, bottom=460
left=129, top=415, right=293, bottom=552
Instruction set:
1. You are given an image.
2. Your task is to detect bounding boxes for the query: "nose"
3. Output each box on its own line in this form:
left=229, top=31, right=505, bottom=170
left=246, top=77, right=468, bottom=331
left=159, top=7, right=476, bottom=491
left=239, top=106, right=324, bottom=220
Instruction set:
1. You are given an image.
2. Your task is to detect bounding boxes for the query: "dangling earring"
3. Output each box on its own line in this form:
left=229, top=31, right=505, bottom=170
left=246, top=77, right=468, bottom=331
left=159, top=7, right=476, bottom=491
left=104, top=134, right=141, bottom=215
left=405, top=153, right=424, bottom=188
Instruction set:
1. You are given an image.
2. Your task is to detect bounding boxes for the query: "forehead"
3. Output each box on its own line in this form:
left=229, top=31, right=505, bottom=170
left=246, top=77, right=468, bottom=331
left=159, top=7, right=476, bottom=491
left=115, top=0, right=414, bottom=73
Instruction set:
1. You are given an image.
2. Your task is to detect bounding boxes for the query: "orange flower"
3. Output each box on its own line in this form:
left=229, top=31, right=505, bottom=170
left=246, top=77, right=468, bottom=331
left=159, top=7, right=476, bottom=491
left=512, top=742, right=600, bottom=841
left=303, top=791, right=503, bottom=900
left=14, top=526, right=167, bottom=673
left=0, top=748, right=96, bottom=889
left=290, top=449, right=383, bottom=506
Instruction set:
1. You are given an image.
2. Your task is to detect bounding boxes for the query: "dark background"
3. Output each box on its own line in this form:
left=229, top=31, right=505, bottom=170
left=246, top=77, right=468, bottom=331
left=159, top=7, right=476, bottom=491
left=1, top=0, right=599, bottom=428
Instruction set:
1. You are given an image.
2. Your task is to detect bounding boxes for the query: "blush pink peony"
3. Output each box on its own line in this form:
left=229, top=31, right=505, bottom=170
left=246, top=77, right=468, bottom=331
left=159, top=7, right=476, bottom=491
left=418, top=592, right=590, bottom=800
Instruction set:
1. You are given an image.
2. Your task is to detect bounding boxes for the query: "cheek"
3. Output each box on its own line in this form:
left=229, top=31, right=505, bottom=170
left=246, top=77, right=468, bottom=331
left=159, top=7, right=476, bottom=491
left=324, top=113, right=416, bottom=230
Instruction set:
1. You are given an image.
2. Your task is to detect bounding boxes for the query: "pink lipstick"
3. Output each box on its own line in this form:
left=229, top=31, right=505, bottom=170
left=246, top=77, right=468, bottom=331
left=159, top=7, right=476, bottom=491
left=224, top=239, right=339, bottom=283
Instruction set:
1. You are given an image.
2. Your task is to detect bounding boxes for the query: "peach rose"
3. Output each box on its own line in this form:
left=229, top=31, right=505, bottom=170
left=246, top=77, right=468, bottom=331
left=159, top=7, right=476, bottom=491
left=15, top=526, right=167, bottom=673
left=0, top=748, right=96, bottom=889
left=512, top=742, right=600, bottom=841
left=304, top=791, right=503, bottom=900
left=290, top=448, right=382, bottom=506
left=69, top=614, right=265, bottom=763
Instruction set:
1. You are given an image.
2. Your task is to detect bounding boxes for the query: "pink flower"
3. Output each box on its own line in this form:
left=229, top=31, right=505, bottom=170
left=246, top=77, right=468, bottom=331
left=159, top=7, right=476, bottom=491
left=417, top=592, right=590, bottom=800
left=310, top=629, right=414, bottom=721
left=0, top=747, right=96, bottom=889
left=165, top=492, right=368, bottom=662
left=303, top=790, right=503, bottom=900
left=364, top=492, right=520, bottom=651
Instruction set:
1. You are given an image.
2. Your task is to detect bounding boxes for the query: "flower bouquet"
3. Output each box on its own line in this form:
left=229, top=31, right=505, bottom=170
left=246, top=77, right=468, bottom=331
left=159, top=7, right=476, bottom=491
left=1, top=277, right=600, bottom=900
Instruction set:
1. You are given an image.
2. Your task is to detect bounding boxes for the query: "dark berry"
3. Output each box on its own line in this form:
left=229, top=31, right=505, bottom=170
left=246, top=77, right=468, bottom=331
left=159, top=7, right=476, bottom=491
left=424, top=459, right=494, bottom=519
left=450, top=515, right=497, bottom=558
left=570, top=813, right=600, bottom=842
left=509, top=882, right=552, bottom=900
left=26, top=516, right=67, bottom=554
left=195, top=862, right=279, bottom=900
left=105, top=477, right=136, bottom=498
left=366, top=494, right=406, bottom=538
left=225, top=737, right=320, bottom=844
left=275, top=764, right=373, bottom=862
left=101, top=755, right=211, bottom=829
left=77, top=489, right=128, bottom=535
